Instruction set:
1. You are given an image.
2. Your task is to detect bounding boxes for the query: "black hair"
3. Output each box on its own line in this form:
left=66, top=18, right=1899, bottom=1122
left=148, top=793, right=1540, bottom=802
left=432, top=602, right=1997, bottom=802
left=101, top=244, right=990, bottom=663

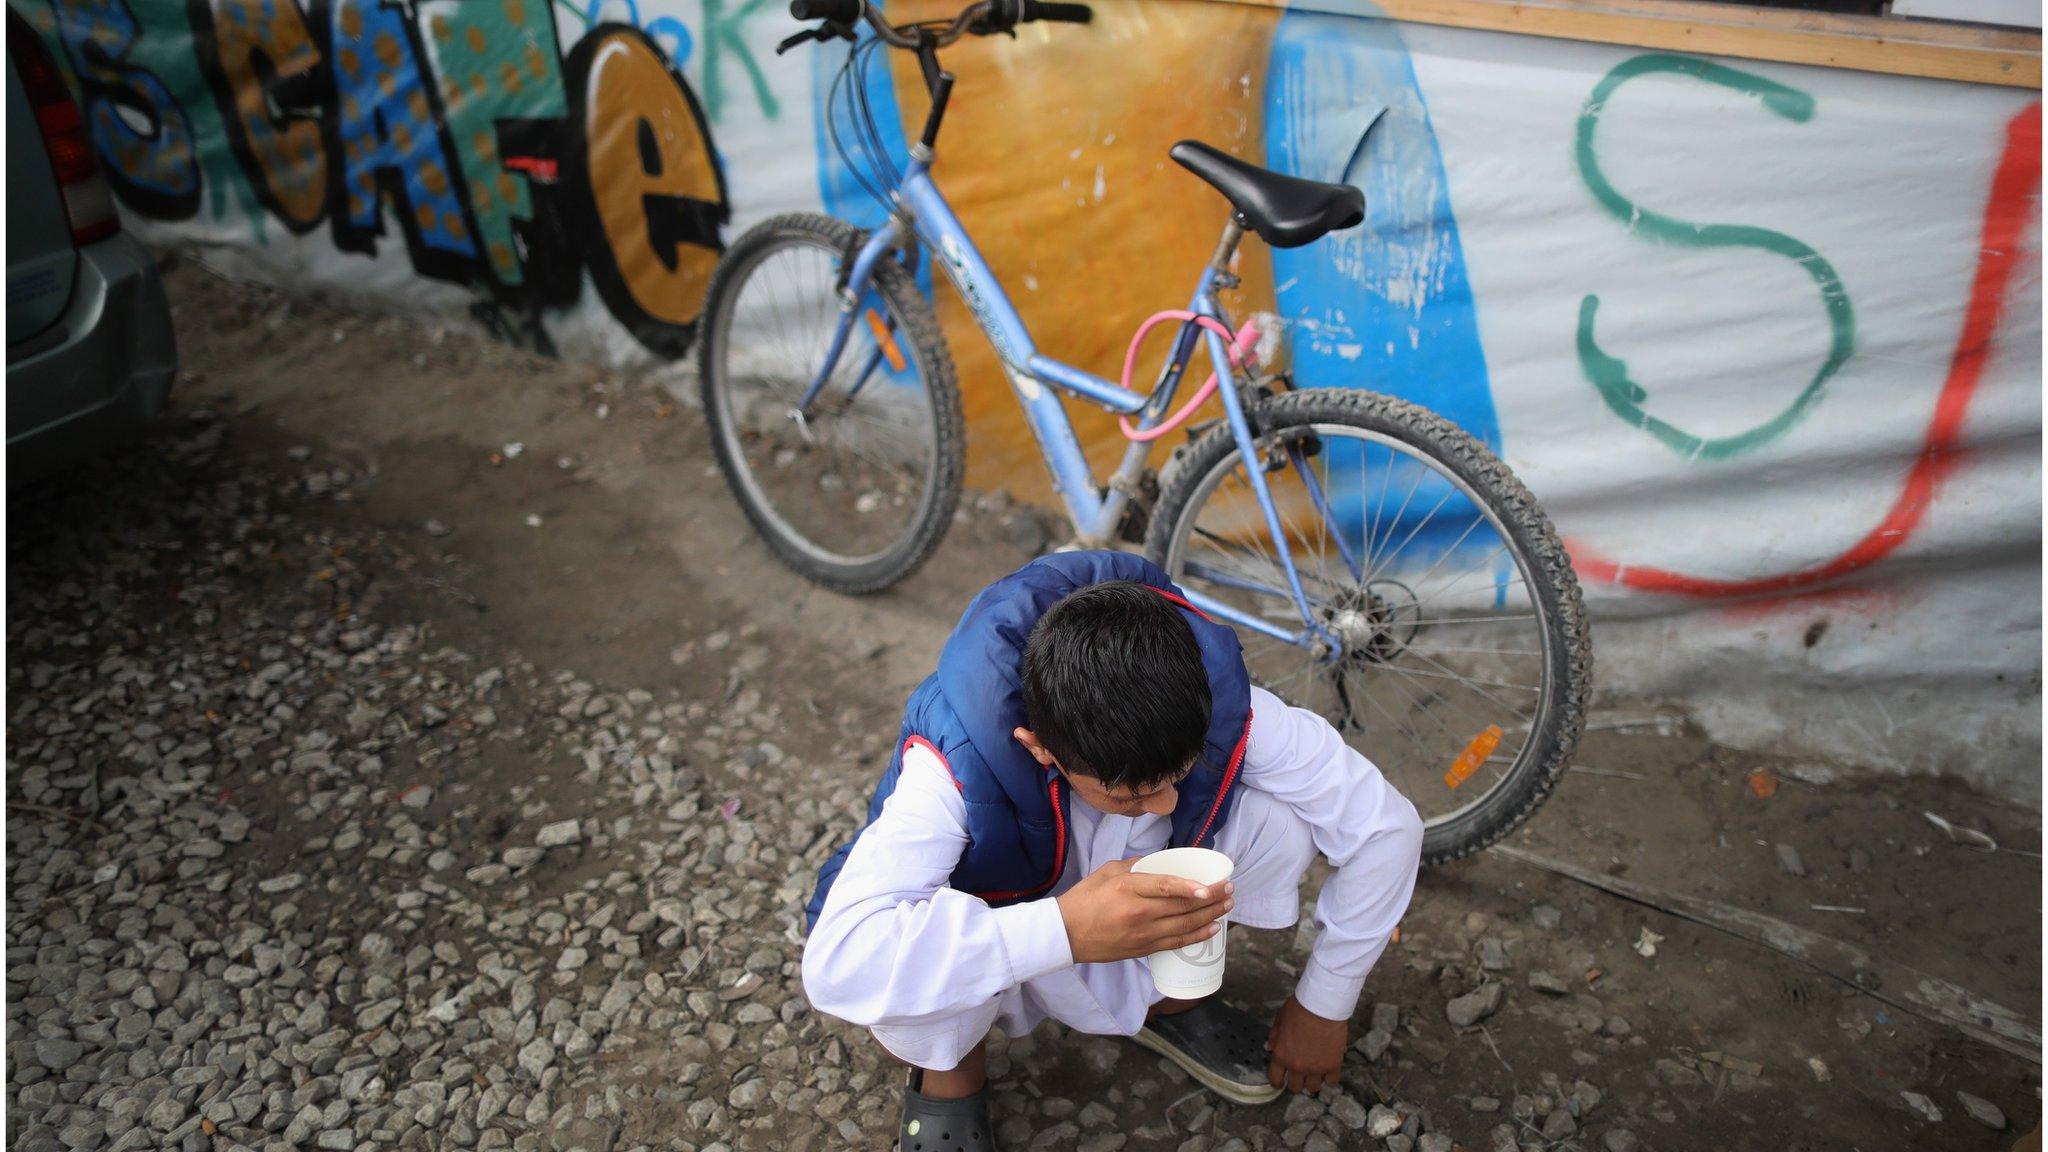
left=1020, top=581, right=1212, bottom=790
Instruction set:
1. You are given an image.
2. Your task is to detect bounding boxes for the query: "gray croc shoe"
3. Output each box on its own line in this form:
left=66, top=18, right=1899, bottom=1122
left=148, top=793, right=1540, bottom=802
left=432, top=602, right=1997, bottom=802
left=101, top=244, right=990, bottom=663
left=901, top=1070, right=997, bottom=1152
left=1131, top=1000, right=1282, bottom=1106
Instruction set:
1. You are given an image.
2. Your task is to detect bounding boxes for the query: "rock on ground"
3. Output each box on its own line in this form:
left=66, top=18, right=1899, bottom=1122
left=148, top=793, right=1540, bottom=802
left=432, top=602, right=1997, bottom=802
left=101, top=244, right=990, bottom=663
left=1446, top=982, right=1505, bottom=1027
left=1957, top=1090, right=2007, bottom=1130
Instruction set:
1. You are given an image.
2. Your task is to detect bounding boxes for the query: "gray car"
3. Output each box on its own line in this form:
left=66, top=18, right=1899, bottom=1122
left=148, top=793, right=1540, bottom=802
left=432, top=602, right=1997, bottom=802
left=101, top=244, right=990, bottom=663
left=6, top=10, right=176, bottom=486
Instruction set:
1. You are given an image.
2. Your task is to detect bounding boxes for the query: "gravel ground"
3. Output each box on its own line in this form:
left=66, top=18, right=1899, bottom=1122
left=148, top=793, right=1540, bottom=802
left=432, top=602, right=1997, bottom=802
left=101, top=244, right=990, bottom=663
left=5, top=262, right=2038, bottom=1152
left=6, top=407, right=915, bottom=1151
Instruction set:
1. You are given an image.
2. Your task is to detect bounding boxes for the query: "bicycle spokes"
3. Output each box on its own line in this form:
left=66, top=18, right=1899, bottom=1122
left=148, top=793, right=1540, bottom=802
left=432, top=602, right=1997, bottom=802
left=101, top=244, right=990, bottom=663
left=1170, top=423, right=1551, bottom=827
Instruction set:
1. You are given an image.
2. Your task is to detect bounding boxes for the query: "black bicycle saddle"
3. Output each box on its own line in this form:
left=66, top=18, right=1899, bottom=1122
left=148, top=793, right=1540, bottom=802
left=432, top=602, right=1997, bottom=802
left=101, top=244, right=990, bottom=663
left=1170, top=139, right=1365, bottom=249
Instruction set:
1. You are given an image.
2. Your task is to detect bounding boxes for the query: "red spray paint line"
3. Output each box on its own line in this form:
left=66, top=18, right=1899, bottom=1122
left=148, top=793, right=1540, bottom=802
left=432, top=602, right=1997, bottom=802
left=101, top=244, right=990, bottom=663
left=1567, top=102, right=2042, bottom=600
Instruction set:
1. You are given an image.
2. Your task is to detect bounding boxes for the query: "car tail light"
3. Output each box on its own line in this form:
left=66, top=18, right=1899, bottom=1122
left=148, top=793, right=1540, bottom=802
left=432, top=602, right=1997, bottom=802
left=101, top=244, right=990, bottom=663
left=9, top=12, right=118, bottom=245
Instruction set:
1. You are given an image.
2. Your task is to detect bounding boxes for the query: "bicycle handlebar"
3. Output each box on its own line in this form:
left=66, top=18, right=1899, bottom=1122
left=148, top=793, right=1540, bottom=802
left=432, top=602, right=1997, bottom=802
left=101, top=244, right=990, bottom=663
left=1019, top=0, right=1093, bottom=22
left=783, top=0, right=1090, bottom=51
left=784, top=0, right=1091, bottom=147
left=788, top=0, right=856, bottom=21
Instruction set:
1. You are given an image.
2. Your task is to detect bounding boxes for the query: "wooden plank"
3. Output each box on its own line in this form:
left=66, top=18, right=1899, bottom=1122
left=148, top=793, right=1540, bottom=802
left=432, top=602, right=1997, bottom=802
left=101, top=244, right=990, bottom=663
left=1226, top=0, right=2041, bottom=89
left=1494, top=845, right=2043, bottom=1065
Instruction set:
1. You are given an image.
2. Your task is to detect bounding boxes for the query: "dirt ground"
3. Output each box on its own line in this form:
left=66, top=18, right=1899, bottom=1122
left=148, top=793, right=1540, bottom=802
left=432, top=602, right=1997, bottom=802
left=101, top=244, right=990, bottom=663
left=11, top=257, right=2040, bottom=1151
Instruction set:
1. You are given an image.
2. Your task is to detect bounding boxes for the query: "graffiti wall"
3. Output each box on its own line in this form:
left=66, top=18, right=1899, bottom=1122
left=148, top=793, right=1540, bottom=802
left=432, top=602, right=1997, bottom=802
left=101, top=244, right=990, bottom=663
left=16, top=0, right=2039, bottom=797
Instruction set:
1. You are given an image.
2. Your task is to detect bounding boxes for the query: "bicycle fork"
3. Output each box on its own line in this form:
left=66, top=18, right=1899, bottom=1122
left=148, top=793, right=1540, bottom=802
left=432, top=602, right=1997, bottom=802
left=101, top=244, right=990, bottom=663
left=795, top=217, right=910, bottom=417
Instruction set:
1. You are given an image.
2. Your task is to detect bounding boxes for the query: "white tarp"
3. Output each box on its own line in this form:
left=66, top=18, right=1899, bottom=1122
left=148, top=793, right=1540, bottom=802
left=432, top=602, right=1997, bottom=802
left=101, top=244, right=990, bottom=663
left=19, top=0, right=2038, bottom=797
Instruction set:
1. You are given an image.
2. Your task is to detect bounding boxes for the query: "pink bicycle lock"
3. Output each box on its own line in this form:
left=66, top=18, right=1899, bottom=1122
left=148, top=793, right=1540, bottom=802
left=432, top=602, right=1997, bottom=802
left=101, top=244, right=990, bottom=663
left=1117, top=312, right=1262, bottom=443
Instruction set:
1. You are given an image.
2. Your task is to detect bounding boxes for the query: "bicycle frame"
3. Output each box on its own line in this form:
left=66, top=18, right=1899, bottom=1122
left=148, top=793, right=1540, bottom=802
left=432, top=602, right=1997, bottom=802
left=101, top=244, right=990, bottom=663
left=800, top=152, right=1329, bottom=650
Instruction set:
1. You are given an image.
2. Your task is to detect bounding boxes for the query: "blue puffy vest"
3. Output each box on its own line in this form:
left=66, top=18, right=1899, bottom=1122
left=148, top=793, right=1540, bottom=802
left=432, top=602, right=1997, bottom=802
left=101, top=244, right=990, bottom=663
left=806, top=551, right=1253, bottom=928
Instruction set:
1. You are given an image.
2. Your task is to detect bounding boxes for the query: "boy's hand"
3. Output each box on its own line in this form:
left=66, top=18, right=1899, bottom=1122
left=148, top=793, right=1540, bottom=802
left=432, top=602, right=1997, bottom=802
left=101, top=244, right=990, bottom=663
left=1266, top=996, right=1347, bottom=1094
left=1056, top=858, right=1233, bottom=964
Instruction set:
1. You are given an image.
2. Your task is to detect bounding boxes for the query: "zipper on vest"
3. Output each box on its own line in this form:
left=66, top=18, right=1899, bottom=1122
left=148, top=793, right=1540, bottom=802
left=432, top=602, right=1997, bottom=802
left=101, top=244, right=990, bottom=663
left=1191, top=708, right=1254, bottom=848
left=972, top=777, right=1067, bottom=904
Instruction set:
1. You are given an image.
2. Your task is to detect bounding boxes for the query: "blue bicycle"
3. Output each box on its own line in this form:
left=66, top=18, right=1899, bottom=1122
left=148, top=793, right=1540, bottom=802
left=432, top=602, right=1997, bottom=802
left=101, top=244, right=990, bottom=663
left=700, top=0, right=1590, bottom=859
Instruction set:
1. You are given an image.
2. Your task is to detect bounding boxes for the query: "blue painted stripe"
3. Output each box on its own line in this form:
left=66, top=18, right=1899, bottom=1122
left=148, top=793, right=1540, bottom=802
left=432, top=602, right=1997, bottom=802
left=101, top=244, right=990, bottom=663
left=1259, top=8, right=1502, bottom=580
left=1262, top=8, right=1499, bottom=452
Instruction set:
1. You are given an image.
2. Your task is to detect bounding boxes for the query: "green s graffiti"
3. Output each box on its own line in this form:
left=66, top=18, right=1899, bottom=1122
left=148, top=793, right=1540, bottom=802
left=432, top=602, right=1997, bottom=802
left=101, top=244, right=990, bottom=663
left=1575, top=54, right=1855, bottom=460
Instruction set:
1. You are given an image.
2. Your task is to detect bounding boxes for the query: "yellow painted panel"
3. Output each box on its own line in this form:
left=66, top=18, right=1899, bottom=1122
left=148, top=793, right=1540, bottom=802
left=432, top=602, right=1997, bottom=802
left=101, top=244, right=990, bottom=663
left=884, top=0, right=1283, bottom=507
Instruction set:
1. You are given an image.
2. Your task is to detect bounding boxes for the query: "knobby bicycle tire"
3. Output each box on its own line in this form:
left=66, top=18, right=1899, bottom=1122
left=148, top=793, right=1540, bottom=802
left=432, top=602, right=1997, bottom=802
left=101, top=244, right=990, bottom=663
left=699, top=213, right=966, bottom=594
left=1146, top=387, right=1591, bottom=864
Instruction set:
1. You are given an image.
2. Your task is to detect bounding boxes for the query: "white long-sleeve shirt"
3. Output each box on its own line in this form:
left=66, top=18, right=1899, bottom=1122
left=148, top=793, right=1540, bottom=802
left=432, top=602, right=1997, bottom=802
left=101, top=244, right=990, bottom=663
left=803, top=686, right=1424, bottom=1038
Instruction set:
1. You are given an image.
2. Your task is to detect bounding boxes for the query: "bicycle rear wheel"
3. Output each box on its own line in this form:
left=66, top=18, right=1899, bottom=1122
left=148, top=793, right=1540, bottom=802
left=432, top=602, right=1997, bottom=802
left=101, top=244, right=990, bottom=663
left=699, top=213, right=964, bottom=593
left=1147, top=388, right=1590, bottom=863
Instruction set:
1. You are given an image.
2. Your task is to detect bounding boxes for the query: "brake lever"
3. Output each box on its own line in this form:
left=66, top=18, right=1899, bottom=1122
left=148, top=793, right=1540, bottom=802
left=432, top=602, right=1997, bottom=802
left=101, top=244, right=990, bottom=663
left=775, top=20, right=856, bottom=54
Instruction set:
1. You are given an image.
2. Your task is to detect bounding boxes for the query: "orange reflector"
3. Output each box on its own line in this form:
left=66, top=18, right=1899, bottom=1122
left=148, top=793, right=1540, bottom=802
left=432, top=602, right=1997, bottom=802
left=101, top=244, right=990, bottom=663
left=1443, top=724, right=1504, bottom=790
left=865, top=309, right=907, bottom=372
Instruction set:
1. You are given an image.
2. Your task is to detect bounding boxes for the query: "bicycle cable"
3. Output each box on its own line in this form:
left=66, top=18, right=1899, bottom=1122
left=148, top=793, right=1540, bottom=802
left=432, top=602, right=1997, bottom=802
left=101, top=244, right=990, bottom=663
left=850, top=35, right=902, bottom=189
left=825, top=16, right=1016, bottom=292
left=825, top=43, right=889, bottom=212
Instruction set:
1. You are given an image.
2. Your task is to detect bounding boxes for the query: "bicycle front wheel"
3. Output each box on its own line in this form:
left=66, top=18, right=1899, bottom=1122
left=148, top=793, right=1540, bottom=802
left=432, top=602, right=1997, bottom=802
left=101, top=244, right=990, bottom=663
left=699, top=213, right=964, bottom=593
left=1147, top=389, right=1590, bottom=863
